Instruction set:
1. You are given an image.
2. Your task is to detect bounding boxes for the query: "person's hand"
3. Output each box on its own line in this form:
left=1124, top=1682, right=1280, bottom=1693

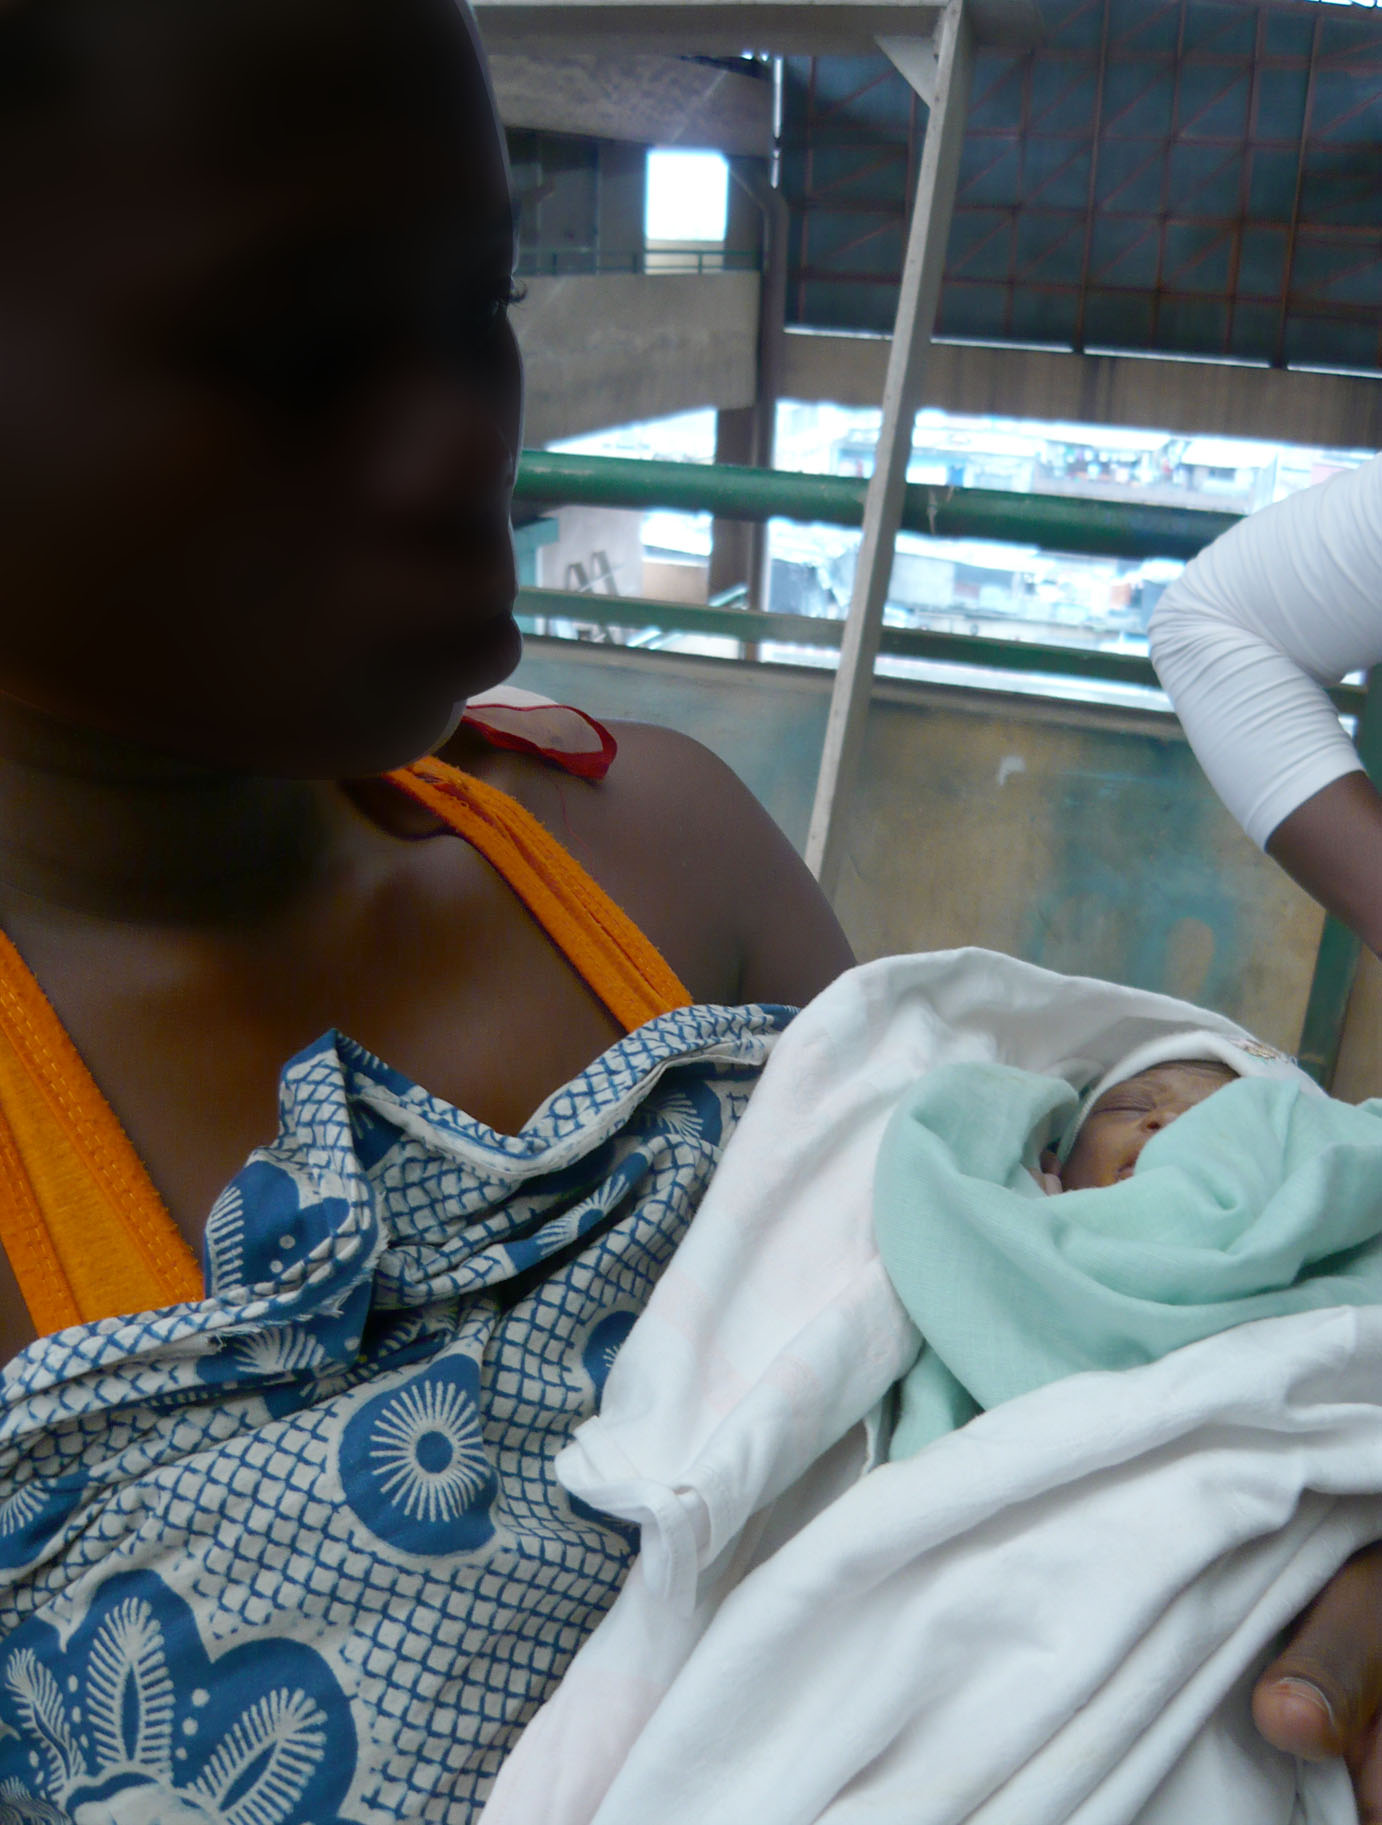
left=1253, top=1544, right=1382, bottom=1821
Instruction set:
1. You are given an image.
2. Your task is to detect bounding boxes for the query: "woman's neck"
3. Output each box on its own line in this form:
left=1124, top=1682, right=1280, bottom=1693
left=0, top=703, right=353, bottom=928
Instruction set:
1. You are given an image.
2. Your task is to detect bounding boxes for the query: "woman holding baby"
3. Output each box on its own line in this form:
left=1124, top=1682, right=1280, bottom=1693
left=0, top=0, right=1373, bottom=1815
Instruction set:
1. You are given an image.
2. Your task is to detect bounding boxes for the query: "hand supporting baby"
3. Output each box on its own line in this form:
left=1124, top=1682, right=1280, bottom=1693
left=1037, top=1048, right=1382, bottom=1817
left=1256, top=1548, right=1382, bottom=1823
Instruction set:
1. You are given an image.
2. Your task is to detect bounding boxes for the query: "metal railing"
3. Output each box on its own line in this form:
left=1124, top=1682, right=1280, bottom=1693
left=516, top=584, right=1369, bottom=713
left=513, top=448, right=1375, bottom=1083
left=515, top=451, right=1242, bottom=564
left=515, top=245, right=761, bottom=278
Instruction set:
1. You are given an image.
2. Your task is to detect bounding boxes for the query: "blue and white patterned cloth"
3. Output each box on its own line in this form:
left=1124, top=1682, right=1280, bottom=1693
left=0, top=1002, right=787, bottom=1824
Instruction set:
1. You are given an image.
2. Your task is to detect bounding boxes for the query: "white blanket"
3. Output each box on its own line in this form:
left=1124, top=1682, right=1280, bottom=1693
left=483, top=952, right=1382, bottom=1825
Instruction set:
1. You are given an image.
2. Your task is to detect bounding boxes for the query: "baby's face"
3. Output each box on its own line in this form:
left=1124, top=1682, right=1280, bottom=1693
left=1060, top=1061, right=1237, bottom=1191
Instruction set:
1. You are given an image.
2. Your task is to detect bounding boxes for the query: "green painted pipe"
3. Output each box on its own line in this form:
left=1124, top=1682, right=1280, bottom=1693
left=517, top=588, right=1163, bottom=684
left=1298, top=917, right=1361, bottom=1089
left=514, top=588, right=1367, bottom=715
left=514, top=451, right=1242, bottom=563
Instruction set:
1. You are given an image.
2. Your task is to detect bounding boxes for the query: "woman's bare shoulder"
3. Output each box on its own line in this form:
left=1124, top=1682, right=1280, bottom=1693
left=438, top=718, right=855, bottom=1006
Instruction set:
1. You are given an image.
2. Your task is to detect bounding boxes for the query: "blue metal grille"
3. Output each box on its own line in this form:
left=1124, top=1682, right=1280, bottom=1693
left=782, top=0, right=1382, bottom=370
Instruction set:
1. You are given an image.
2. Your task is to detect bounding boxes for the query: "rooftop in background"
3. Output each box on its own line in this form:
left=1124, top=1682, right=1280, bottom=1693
left=485, top=0, right=1382, bottom=378
left=779, top=0, right=1382, bottom=374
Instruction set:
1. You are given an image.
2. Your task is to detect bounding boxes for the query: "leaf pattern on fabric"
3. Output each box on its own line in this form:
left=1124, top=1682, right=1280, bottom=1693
left=0, top=1006, right=788, bottom=1815
left=0, top=1572, right=358, bottom=1824
left=86, top=1600, right=175, bottom=1774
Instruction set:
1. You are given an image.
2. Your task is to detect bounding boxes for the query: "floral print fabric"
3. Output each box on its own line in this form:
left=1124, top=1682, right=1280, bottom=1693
left=0, top=1003, right=786, bottom=1822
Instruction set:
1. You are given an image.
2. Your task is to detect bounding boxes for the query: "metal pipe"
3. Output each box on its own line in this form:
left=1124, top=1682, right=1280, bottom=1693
left=514, top=588, right=1369, bottom=715
left=514, top=450, right=1241, bottom=563
left=1297, top=918, right=1361, bottom=1089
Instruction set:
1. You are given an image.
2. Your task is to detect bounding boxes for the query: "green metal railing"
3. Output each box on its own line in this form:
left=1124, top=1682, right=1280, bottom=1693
left=514, top=449, right=1375, bottom=1084
left=515, top=451, right=1242, bottom=563
left=517, top=586, right=1371, bottom=715
left=518, top=591, right=1372, bottom=719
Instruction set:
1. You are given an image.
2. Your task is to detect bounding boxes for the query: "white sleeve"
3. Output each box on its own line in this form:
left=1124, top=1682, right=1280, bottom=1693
left=1148, top=453, right=1382, bottom=849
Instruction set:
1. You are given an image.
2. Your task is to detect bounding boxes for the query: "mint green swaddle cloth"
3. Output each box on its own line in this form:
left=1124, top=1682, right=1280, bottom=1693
left=875, top=1063, right=1382, bottom=1459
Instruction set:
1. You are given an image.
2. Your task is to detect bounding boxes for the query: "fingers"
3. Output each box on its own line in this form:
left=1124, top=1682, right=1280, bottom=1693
left=1349, top=1716, right=1382, bottom=1825
left=1252, top=1675, right=1342, bottom=1758
left=1253, top=1544, right=1382, bottom=1821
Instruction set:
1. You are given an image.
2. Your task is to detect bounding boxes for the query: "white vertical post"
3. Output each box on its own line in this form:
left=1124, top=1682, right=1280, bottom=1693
left=804, top=0, right=974, bottom=895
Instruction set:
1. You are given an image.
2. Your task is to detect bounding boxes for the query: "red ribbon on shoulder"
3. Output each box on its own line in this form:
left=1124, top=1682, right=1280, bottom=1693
left=457, top=689, right=618, bottom=782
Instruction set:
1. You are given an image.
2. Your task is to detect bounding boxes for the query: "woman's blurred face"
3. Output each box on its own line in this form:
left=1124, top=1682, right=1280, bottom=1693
left=0, top=0, right=523, bottom=777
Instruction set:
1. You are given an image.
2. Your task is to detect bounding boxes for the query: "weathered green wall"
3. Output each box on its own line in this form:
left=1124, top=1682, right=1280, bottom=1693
left=836, top=690, right=1319, bottom=1044
left=513, top=638, right=1326, bottom=1058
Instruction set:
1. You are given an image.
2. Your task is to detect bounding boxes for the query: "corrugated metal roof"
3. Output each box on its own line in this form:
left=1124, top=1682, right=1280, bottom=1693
left=783, top=0, right=1382, bottom=372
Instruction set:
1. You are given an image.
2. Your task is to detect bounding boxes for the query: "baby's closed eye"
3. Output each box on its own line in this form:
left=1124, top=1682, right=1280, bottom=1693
left=1091, top=1095, right=1151, bottom=1119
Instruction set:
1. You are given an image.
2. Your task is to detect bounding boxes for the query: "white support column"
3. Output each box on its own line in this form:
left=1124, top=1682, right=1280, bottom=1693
left=804, top=0, right=974, bottom=895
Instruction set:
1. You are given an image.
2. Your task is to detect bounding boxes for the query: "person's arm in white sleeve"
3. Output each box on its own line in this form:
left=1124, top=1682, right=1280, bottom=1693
left=1150, top=453, right=1382, bottom=953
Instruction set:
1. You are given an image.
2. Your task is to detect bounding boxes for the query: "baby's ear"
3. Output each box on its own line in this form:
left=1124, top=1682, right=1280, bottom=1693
left=1039, top=1148, right=1061, bottom=1174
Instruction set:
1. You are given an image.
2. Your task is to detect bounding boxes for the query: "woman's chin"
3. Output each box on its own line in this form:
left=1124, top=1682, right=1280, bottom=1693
left=469, top=609, right=524, bottom=689
left=428, top=700, right=471, bottom=754
left=340, top=612, right=524, bottom=773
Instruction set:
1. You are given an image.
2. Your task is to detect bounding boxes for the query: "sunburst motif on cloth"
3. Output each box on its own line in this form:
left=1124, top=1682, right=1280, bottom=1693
left=370, top=1377, right=492, bottom=1526
left=0, top=1485, right=44, bottom=1542
left=339, top=1355, right=500, bottom=1556
left=582, top=1311, right=638, bottom=1399
left=0, top=1470, right=89, bottom=1574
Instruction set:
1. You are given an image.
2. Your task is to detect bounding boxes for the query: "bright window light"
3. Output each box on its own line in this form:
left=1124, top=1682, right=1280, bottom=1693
left=645, top=150, right=729, bottom=243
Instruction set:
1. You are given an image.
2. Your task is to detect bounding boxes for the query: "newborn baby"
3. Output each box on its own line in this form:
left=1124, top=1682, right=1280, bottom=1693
left=1035, top=1058, right=1238, bottom=1193
left=875, top=1031, right=1382, bottom=1456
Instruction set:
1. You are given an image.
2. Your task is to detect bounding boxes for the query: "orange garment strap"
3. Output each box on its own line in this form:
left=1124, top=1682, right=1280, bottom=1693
left=390, top=758, right=692, bottom=1032
left=0, top=930, right=202, bottom=1338
left=0, top=759, right=689, bottom=1339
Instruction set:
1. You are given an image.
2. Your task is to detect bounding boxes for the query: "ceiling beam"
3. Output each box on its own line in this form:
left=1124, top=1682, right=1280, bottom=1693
left=487, top=49, right=773, bottom=154
left=782, top=329, right=1382, bottom=450
left=473, top=0, right=1040, bottom=58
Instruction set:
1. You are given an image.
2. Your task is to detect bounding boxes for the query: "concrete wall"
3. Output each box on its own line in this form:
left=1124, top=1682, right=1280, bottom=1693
left=509, top=131, right=602, bottom=256
left=511, top=638, right=1351, bottom=1076
left=643, top=557, right=710, bottom=602
left=518, top=272, right=760, bottom=445
left=833, top=689, right=1320, bottom=1051
left=597, top=141, right=647, bottom=260
left=783, top=332, right=1382, bottom=451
